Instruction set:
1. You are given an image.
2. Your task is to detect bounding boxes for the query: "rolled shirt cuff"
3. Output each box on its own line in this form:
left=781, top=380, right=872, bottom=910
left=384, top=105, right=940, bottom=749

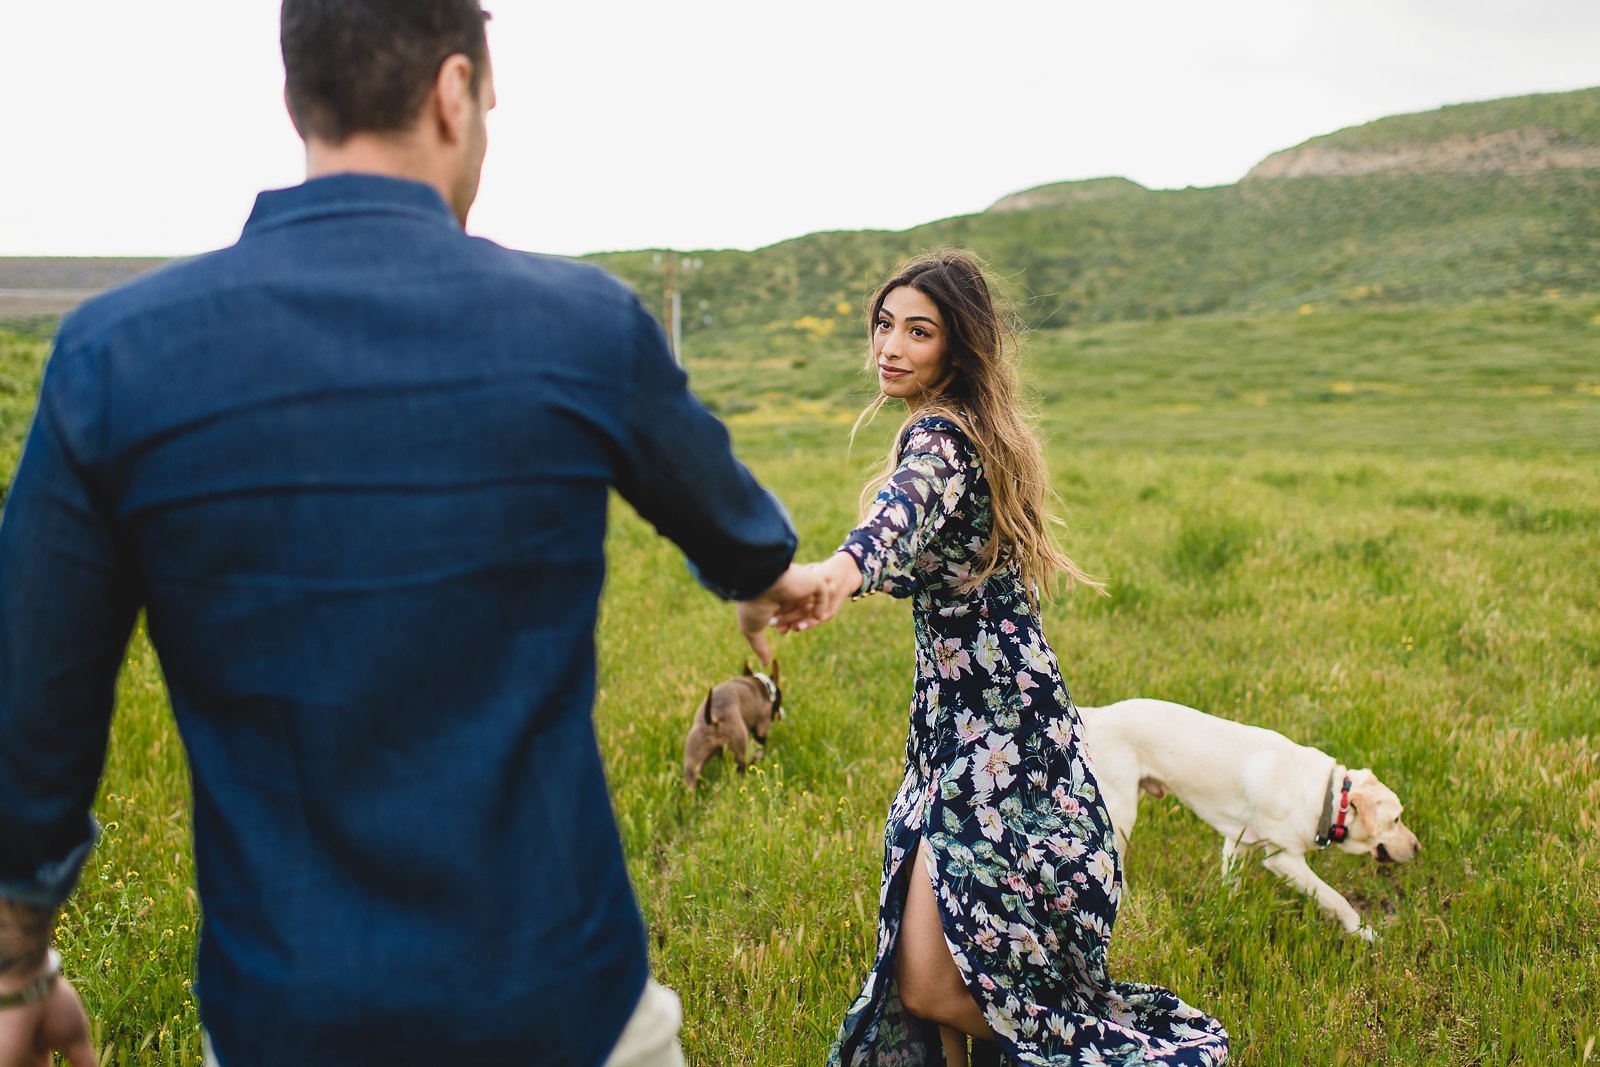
left=686, top=554, right=792, bottom=602
left=0, top=820, right=99, bottom=910
left=684, top=489, right=797, bottom=601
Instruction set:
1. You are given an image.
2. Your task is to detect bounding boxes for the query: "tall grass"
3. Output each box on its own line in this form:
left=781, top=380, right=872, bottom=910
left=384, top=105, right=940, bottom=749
left=2, top=295, right=1596, bottom=1064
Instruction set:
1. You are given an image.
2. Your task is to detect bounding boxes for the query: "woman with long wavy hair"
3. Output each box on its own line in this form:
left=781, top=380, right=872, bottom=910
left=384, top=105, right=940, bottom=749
left=807, top=251, right=1229, bottom=1067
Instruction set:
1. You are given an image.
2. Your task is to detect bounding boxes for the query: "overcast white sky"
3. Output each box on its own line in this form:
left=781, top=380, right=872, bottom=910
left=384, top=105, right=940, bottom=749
left=2, top=1, right=1597, bottom=259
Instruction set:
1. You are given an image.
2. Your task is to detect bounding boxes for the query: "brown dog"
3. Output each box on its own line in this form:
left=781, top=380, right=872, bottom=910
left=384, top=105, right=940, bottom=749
left=683, top=661, right=784, bottom=789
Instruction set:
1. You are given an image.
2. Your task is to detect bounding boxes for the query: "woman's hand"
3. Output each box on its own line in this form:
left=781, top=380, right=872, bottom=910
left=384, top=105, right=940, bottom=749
left=811, top=551, right=862, bottom=624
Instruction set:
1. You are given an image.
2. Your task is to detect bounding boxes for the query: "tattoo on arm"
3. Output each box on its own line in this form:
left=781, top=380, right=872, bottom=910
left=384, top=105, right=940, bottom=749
left=0, top=898, right=53, bottom=980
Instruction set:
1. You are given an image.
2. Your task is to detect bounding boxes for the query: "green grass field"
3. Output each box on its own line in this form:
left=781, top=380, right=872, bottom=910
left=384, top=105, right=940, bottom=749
left=2, top=294, right=1597, bottom=1065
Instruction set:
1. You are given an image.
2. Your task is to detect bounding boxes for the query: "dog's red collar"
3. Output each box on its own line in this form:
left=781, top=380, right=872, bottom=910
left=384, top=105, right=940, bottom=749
left=1315, top=771, right=1353, bottom=847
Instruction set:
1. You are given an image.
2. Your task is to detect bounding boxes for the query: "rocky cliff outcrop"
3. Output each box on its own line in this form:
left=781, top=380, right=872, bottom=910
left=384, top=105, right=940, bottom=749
left=1246, top=127, right=1600, bottom=180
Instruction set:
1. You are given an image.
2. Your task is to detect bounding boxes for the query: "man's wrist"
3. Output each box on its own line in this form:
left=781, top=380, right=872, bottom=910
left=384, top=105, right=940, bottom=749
left=0, top=947, right=61, bottom=1008
left=0, top=897, right=55, bottom=987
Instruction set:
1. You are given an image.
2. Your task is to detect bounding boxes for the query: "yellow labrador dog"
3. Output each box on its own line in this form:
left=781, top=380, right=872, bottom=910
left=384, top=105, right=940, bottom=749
left=1079, top=698, right=1420, bottom=941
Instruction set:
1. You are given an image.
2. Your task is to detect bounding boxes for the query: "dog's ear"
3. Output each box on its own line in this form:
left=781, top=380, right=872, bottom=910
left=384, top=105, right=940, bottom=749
left=703, top=688, right=716, bottom=726
left=1349, top=772, right=1378, bottom=837
left=770, top=659, right=780, bottom=686
left=743, top=660, right=753, bottom=677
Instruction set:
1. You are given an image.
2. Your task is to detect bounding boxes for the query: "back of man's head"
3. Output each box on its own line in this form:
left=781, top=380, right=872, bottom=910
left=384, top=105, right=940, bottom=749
left=281, top=0, right=491, bottom=145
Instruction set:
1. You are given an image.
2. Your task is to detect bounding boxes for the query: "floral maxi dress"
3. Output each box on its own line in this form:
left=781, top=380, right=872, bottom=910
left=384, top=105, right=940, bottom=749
left=828, top=416, right=1229, bottom=1067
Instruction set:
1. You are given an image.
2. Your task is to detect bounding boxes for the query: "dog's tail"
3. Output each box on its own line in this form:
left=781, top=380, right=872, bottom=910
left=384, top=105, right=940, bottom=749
left=703, top=687, right=716, bottom=726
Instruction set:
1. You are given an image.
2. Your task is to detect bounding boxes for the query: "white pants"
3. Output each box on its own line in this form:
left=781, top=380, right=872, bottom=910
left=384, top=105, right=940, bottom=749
left=202, top=979, right=685, bottom=1067
left=603, top=980, right=687, bottom=1067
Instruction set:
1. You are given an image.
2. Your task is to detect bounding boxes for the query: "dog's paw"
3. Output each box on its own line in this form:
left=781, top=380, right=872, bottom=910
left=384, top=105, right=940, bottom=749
left=1350, top=924, right=1377, bottom=943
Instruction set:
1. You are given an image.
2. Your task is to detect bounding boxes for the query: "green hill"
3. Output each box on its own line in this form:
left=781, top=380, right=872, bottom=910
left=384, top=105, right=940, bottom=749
left=1272, top=85, right=1600, bottom=152
left=592, top=87, right=1600, bottom=337
left=595, top=169, right=1599, bottom=335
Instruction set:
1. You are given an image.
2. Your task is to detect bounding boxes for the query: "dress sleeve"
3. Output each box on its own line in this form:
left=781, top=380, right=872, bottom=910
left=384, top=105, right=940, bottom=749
left=838, top=421, right=974, bottom=599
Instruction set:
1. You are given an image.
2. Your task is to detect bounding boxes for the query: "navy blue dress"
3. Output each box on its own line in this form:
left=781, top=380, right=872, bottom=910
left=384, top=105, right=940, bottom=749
left=828, top=416, right=1228, bottom=1066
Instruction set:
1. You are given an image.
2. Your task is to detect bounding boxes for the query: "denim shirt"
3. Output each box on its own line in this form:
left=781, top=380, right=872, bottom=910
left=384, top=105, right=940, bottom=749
left=0, top=175, right=795, bottom=1065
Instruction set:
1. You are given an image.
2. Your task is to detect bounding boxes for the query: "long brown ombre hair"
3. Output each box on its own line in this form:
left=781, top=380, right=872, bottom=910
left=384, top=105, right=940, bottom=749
left=854, top=249, right=1104, bottom=601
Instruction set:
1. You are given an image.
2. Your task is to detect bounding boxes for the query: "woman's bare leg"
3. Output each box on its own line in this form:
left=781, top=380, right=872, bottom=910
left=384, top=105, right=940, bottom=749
left=939, top=1024, right=968, bottom=1066
left=895, top=840, right=992, bottom=1043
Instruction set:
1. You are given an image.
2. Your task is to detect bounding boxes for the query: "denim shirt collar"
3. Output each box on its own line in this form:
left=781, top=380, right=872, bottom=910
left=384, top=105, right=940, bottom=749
left=243, top=173, right=459, bottom=236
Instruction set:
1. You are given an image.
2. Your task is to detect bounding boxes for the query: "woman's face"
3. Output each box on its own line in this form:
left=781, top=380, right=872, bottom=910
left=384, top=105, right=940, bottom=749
left=873, top=285, right=951, bottom=406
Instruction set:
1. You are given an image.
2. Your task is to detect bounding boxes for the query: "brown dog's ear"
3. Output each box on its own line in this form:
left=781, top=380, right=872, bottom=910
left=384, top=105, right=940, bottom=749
left=703, top=688, right=716, bottom=726
left=743, top=660, right=753, bottom=677
left=770, top=659, right=780, bottom=686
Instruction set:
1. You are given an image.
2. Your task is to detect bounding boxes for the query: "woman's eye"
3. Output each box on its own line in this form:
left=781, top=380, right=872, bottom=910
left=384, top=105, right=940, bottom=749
left=875, top=320, right=891, bottom=331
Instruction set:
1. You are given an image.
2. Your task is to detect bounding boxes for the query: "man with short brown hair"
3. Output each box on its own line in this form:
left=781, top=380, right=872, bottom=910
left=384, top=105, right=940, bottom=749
left=0, top=3, right=815, bottom=1064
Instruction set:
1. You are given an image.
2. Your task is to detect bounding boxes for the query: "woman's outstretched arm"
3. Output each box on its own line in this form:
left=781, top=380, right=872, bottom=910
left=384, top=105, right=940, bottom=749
left=839, top=423, right=972, bottom=598
left=787, top=421, right=975, bottom=630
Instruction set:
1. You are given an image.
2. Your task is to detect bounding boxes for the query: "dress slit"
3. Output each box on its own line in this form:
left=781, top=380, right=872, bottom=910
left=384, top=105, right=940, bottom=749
left=914, top=833, right=991, bottom=1025
left=917, top=831, right=1009, bottom=1063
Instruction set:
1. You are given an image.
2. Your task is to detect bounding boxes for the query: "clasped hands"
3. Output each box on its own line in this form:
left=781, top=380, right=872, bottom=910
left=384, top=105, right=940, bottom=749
left=737, top=552, right=863, bottom=664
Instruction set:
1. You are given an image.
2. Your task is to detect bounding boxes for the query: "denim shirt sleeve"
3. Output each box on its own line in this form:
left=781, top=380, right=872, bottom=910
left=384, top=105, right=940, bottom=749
left=611, top=300, right=796, bottom=601
left=0, top=331, right=137, bottom=908
left=838, top=422, right=972, bottom=599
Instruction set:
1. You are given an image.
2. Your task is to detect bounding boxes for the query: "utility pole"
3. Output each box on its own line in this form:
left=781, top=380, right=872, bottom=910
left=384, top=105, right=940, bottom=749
left=652, top=253, right=699, bottom=366
left=663, top=253, right=679, bottom=365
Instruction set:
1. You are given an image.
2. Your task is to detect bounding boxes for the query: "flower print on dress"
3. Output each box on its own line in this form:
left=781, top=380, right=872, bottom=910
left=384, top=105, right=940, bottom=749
left=1045, top=716, right=1074, bottom=752
left=1086, top=849, right=1118, bottom=894
left=973, top=733, right=1021, bottom=794
left=933, top=636, right=972, bottom=680
left=1020, top=632, right=1053, bottom=675
left=975, top=805, right=1006, bottom=843
left=829, top=417, right=1227, bottom=1067
left=973, top=628, right=1003, bottom=674
left=954, top=709, right=986, bottom=746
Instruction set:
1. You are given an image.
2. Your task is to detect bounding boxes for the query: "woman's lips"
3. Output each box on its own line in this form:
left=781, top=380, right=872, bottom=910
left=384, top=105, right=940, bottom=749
left=878, top=364, right=910, bottom=379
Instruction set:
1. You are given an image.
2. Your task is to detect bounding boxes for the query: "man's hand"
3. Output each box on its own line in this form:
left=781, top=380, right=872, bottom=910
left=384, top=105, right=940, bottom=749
left=0, top=899, right=96, bottom=1067
left=736, top=563, right=825, bottom=664
left=0, top=976, right=98, bottom=1067
left=735, top=554, right=864, bottom=664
